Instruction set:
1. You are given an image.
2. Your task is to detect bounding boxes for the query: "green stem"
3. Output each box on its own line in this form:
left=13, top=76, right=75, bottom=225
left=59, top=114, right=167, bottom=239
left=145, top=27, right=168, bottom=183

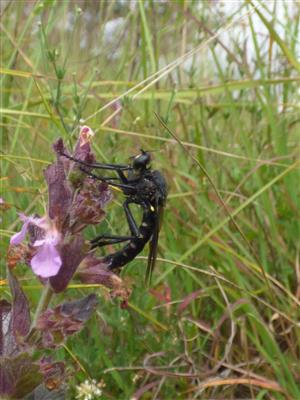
left=32, top=283, right=54, bottom=327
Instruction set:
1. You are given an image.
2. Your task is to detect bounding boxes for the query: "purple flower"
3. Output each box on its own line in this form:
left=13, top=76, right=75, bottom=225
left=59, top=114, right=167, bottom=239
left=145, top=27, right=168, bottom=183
left=10, top=214, right=33, bottom=246
left=78, top=125, right=95, bottom=146
left=9, top=128, right=113, bottom=291
left=10, top=214, right=62, bottom=278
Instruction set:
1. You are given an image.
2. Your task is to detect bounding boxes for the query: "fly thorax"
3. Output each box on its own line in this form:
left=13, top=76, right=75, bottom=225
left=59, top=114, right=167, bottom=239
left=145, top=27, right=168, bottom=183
left=127, top=170, right=141, bottom=181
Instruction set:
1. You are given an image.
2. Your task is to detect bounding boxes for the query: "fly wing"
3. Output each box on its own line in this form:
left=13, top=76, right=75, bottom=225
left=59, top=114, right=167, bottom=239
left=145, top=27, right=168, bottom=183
left=145, top=199, right=164, bottom=285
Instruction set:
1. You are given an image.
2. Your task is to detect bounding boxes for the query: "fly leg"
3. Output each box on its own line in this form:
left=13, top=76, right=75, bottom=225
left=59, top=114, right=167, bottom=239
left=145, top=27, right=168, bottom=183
left=91, top=234, right=135, bottom=249
left=123, top=200, right=140, bottom=237
left=86, top=175, right=139, bottom=248
left=87, top=176, right=120, bottom=181
left=90, top=199, right=141, bottom=248
left=80, top=167, right=137, bottom=192
left=60, top=151, right=131, bottom=171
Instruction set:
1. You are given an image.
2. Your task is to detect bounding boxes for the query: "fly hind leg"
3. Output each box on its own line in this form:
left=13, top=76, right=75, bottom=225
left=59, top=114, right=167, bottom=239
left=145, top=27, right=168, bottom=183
left=90, top=234, right=135, bottom=249
left=123, top=200, right=140, bottom=237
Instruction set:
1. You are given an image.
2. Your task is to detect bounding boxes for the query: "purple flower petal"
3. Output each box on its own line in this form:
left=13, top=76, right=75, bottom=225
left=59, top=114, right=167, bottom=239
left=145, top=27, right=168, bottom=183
left=73, top=128, right=95, bottom=164
left=79, top=126, right=94, bottom=146
left=32, top=239, right=46, bottom=247
left=31, top=243, right=62, bottom=278
left=10, top=220, right=30, bottom=246
left=10, top=215, right=48, bottom=246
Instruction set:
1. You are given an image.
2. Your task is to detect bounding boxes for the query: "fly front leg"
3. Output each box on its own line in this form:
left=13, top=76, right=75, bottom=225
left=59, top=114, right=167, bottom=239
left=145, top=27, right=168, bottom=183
left=60, top=151, right=131, bottom=171
left=79, top=167, right=137, bottom=191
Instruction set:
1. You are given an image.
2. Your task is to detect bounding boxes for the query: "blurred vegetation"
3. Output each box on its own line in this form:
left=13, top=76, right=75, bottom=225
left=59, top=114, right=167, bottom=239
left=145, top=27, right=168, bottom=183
left=1, top=0, right=299, bottom=399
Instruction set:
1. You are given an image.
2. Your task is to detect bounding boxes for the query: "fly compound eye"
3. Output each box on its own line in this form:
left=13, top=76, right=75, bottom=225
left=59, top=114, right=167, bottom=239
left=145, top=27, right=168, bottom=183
left=132, top=151, right=151, bottom=169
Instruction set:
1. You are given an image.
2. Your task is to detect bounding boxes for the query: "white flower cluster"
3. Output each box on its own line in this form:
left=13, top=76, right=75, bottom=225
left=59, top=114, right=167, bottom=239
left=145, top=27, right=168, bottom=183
left=75, top=379, right=103, bottom=400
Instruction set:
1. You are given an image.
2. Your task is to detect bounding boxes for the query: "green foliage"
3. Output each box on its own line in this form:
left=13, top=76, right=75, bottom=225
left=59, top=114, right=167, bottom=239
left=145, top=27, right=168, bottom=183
left=1, top=0, right=299, bottom=399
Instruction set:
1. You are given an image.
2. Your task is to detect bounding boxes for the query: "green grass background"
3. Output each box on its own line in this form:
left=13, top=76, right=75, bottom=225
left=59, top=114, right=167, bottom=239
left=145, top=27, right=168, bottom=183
left=1, top=1, right=299, bottom=399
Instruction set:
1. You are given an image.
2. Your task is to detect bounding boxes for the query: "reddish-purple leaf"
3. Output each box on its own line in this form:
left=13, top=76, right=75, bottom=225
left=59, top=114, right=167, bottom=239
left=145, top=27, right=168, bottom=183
left=0, top=301, right=10, bottom=346
left=60, top=294, right=98, bottom=322
left=52, top=138, right=65, bottom=155
left=27, top=384, right=65, bottom=400
left=53, top=138, right=72, bottom=175
left=78, top=264, right=116, bottom=286
left=36, top=294, right=97, bottom=348
left=0, top=353, right=42, bottom=398
left=77, top=254, right=116, bottom=287
left=0, top=300, right=14, bottom=357
left=8, top=270, right=31, bottom=339
left=78, top=255, right=131, bottom=303
left=44, top=158, right=72, bottom=226
left=73, top=137, right=95, bottom=164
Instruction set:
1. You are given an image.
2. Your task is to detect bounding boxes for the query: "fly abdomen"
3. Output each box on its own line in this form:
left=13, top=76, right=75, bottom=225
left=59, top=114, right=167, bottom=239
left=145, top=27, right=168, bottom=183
left=104, top=238, right=146, bottom=270
left=104, top=209, right=155, bottom=271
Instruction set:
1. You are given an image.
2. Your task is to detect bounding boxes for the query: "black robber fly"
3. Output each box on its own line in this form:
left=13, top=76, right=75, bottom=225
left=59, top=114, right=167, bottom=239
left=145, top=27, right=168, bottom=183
left=61, top=149, right=167, bottom=282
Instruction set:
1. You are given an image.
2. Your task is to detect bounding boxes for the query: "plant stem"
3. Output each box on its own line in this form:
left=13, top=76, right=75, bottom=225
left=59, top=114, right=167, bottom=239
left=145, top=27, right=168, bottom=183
left=32, top=283, right=54, bottom=327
